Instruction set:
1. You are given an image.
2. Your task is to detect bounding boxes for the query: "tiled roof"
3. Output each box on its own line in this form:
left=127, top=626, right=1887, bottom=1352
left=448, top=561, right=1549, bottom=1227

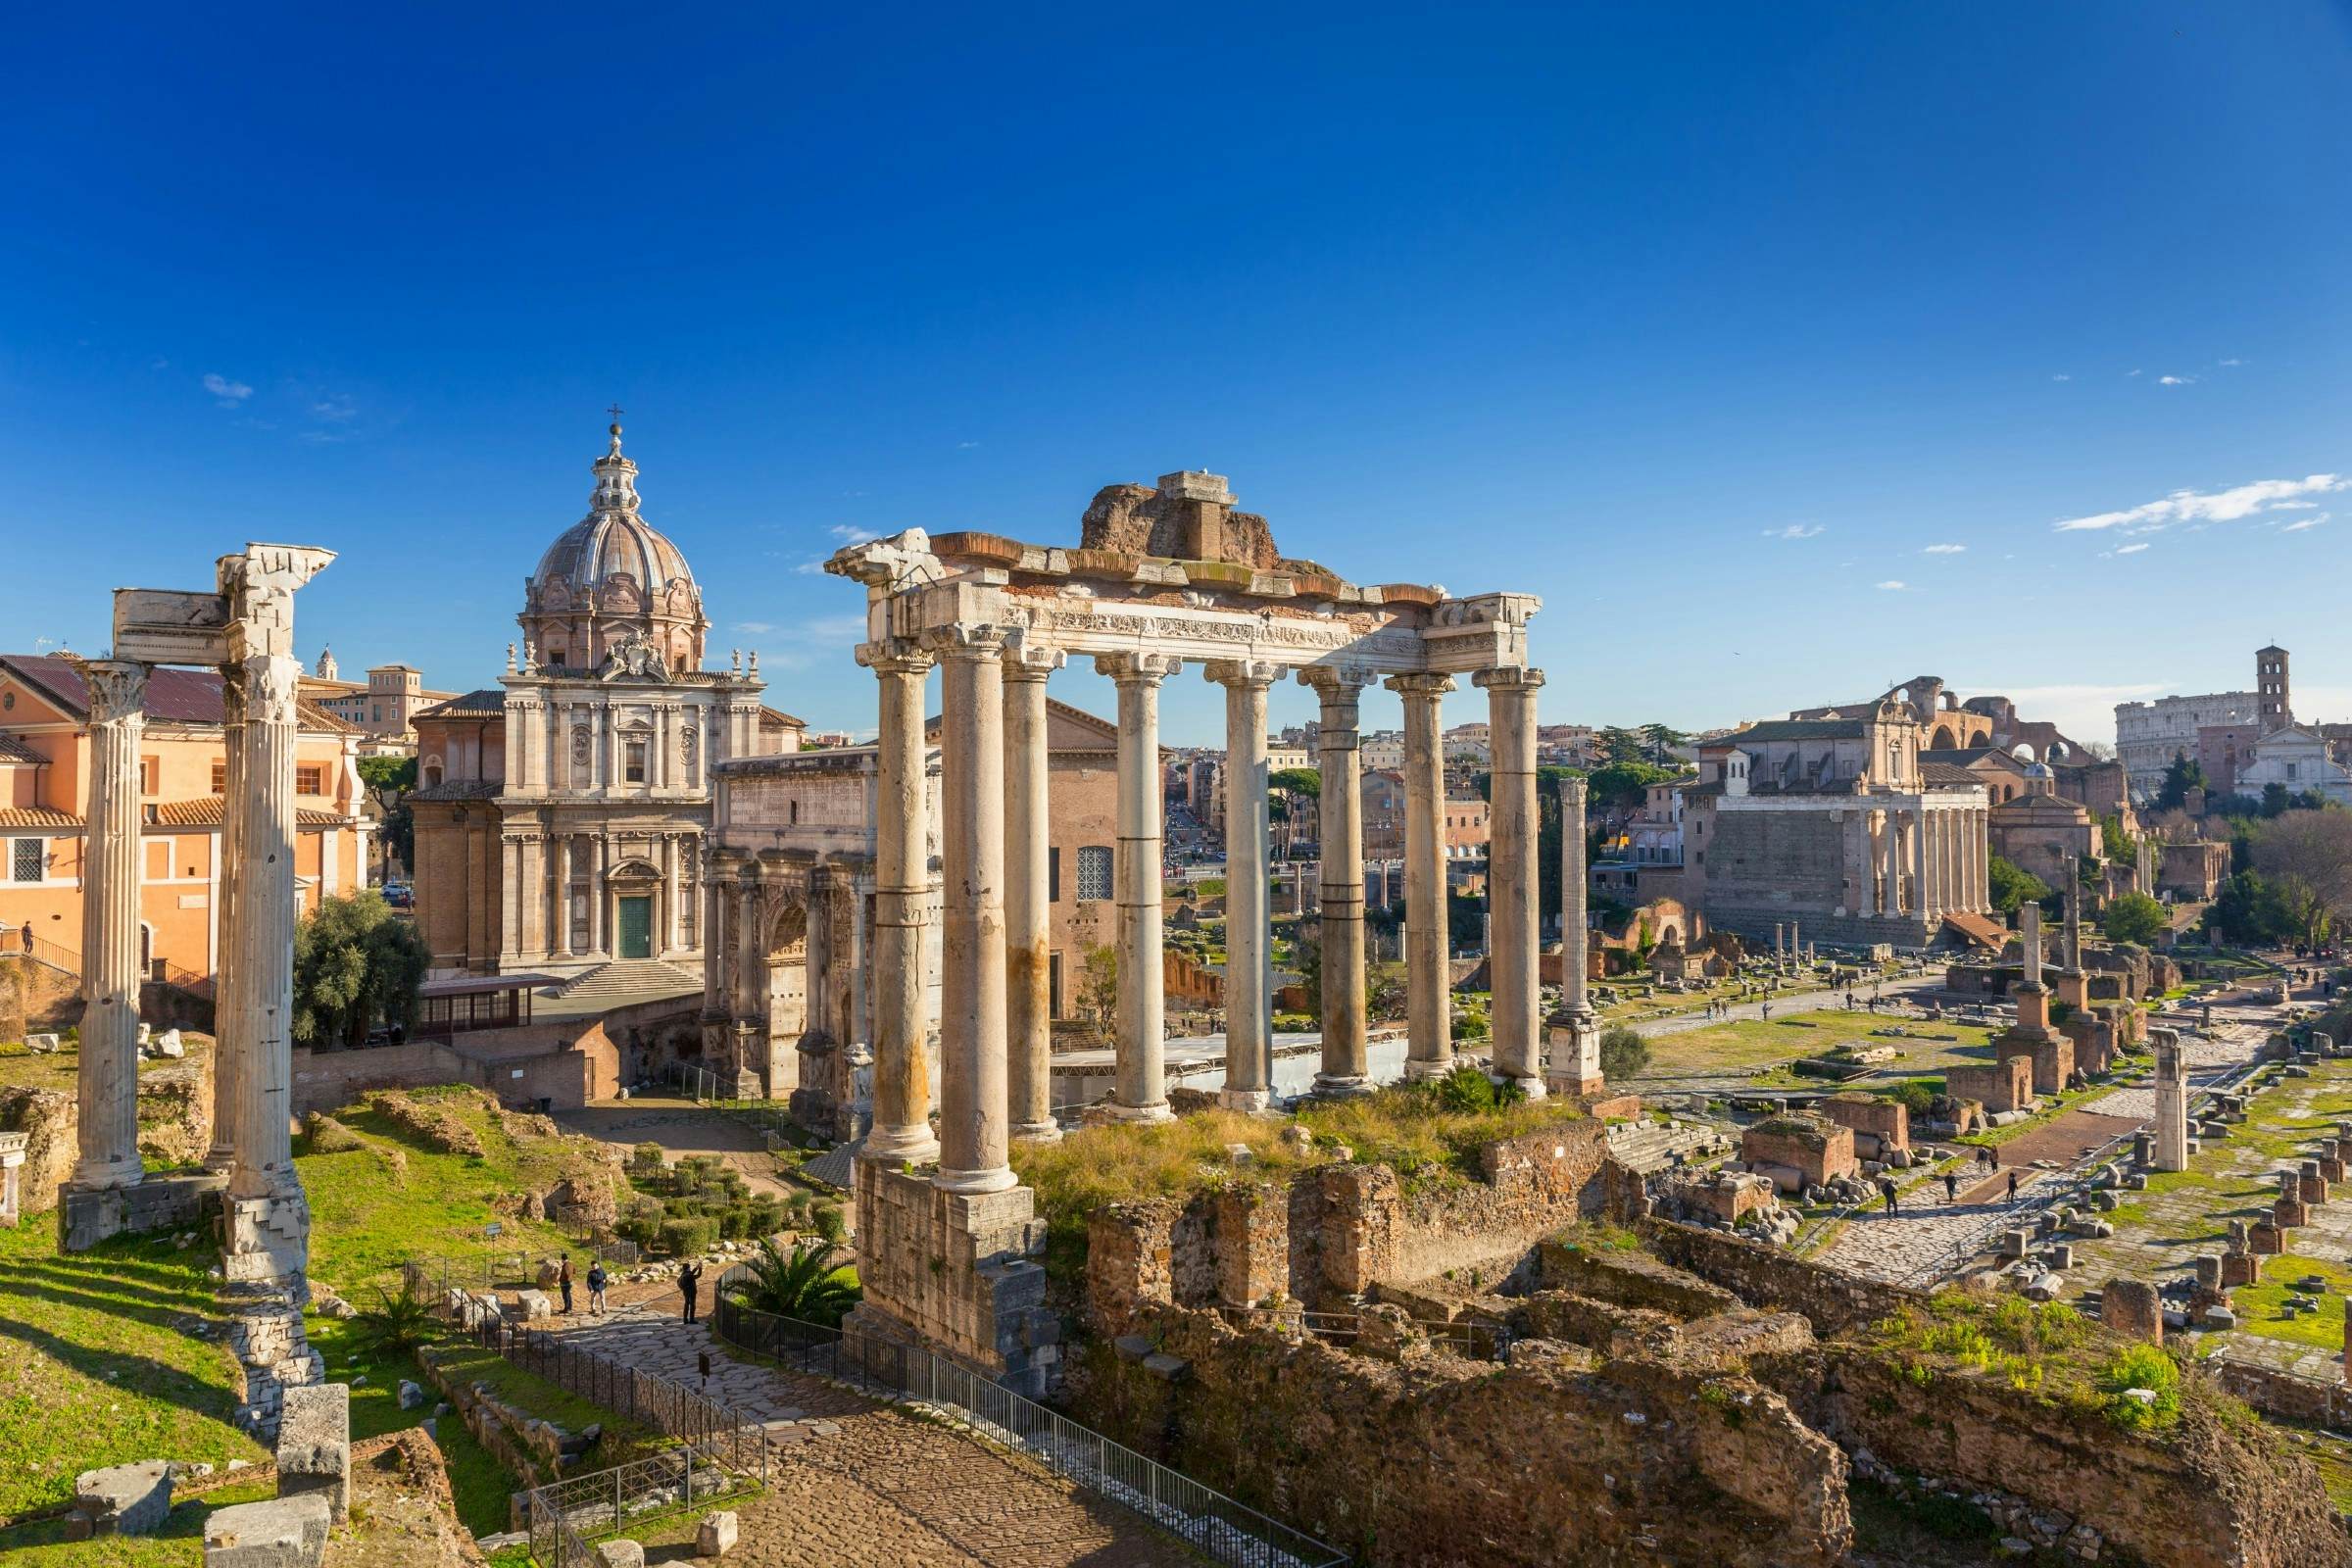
left=0, top=806, right=78, bottom=829
left=1919, top=746, right=2014, bottom=767
left=414, top=689, right=507, bottom=719
left=1921, top=763, right=1989, bottom=788
left=150, top=800, right=353, bottom=829
left=1727, top=719, right=1867, bottom=743
left=411, top=779, right=505, bottom=802
left=0, top=733, right=44, bottom=765
left=0, top=654, right=356, bottom=733
left=760, top=706, right=807, bottom=729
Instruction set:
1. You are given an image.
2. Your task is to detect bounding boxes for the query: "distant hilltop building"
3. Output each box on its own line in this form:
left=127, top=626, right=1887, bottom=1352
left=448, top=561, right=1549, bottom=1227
left=408, top=420, right=803, bottom=979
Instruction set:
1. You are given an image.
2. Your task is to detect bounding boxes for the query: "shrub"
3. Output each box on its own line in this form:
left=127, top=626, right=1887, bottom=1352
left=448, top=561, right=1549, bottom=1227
left=351, top=1275, right=438, bottom=1357
left=745, top=1197, right=784, bottom=1236
left=615, top=1214, right=661, bottom=1250
left=2097, top=1342, right=2180, bottom=1432
left=1883, top=1082, right=1935, bottom=1116
left=1430, top=1064, right=1500, bottom=1114
left=304, top=1111, right=366, bottom=1154
left=810, top=1202, right=848, bottom=1245
left=658, top=1216, right=717, bottom=1258
left=629, top=1143, right=666, bottom=1179
left=728, top=1236, right=862, bottom=1329
left=717, top=1205, right=751, bottom=1241
left=1598, top=1025, right=1650, bottom=1081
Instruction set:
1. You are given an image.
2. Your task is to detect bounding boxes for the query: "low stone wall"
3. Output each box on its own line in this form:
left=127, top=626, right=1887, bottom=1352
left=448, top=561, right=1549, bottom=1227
left=0, top=1085, right=75, bottom=1216
left=1070, top=1304, right=1852, bottom=1568
left=1795, top=1348, right=2349, bottom=1568
left=293, top=1041, right=483, bottom=1117
left=1635, top=1218, right=1922, bottom=1336
left=2207, top=1356, right=2352, bottom=1428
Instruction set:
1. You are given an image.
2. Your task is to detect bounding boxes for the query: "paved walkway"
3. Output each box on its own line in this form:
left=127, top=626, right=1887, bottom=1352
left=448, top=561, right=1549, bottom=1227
left=537, top=1288, right=1199, bottom=1567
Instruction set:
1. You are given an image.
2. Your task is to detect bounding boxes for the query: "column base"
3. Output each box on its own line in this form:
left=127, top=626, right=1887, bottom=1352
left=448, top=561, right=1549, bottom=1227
left=221, top=1185, right=314, bottom=1288
left=1010, top=1119, right=1065, bottom=1144
left=1217, top=1088, right=1274, bottom=1113
left=1310, top=1073, right=1373, bottom=1099
left=72, top=1154, right=143, bottom=1191
left=57, top=1170, right=221, bottom=1253
left=1402, top=1056, right=1456, bottom=1081
left=1105, top=1100, right=1177, bottom=1124
left=849, top=1160, right=1059, bottom=1399
left=933, top=1164, right=1020, bottom=1196
left=861, top=1123, right=942, bottom=1167
left=1502, top=1075, right=1547, bottom=1101
left=204, top=1145, right=236, bottom=1176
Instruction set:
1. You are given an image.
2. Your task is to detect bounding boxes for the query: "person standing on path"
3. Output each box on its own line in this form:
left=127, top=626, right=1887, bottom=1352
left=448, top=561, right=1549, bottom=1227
left=1879, top=1175, right=1898, bottom=1216
left=559, top=1255, right=574, bottom=1315
left=2006, top=1170, right=2021, bottom=1203
left=678, top=1260, right=705, bottom=1325
left=586, top=1260, right=608, bottom=1316
left=1943, top=1170, right=1959, bottom=1203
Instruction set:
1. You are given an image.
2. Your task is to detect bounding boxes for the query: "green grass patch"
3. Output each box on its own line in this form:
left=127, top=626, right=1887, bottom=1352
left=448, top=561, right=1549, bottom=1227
left=0, top=1478, right=276, bottom=1565
left=2230, top=1252, right=2352, bottom=1352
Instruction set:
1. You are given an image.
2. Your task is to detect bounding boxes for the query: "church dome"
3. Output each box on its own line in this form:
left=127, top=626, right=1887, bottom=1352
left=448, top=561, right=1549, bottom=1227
left=518, top=421, right=709, bottom=673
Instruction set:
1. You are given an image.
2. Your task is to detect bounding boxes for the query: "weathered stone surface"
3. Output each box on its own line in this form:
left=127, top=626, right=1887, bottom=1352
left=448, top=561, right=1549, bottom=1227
left=697, top=1508, right=740, bottom=1556
left=275, top=1382, right=350, bottom=1522
left=201, top=1492, right=329, bottom=1567
left=594, top=1539, right=647, bottom=1568
left=73, top=1459, right=173, bottom=1537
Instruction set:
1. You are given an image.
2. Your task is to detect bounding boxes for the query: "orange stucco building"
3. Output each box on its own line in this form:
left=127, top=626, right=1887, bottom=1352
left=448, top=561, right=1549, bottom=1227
left=0, top=654, right=371, bottom=985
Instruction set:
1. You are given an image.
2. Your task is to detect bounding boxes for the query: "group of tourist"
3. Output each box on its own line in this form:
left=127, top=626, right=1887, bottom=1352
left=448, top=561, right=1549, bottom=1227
left=548, top=1252, right=706, bottom=1324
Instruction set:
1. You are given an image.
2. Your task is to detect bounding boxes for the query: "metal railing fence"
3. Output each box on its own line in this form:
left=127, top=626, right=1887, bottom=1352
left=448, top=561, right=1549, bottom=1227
left=707, top=1273, right=1348, bottom=1568
left=524, top=1443, right=759, bottom=1567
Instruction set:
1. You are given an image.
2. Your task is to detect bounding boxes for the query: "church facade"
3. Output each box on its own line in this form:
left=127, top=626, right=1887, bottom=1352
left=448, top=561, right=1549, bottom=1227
left=411, top=422, right=803, bottom=978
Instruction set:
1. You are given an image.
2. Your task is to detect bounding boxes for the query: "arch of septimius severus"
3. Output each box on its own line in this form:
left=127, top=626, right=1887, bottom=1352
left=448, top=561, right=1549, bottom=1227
left=826, top=469, right=1600, bottom=1393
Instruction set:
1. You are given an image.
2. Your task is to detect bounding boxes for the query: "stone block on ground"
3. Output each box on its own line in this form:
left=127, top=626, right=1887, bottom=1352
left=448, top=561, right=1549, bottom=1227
left=202, top=1493, right=330, bottom=1568
left=698, top=1508, right=740, bottom=1556
left=595, top=1541, right=647, bottom=1568
left=275, top=1382, right=350, bottom=1523
left=72, top=1459, right=173, bottom=1537
left=514, top=1289, right=554, bottom=1320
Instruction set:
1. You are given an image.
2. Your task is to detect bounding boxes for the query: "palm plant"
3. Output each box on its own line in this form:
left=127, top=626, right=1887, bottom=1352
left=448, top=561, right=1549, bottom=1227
left=729, top=1236, right=860, bottom=1329
left=351, top=1273, right=439, bottom=1356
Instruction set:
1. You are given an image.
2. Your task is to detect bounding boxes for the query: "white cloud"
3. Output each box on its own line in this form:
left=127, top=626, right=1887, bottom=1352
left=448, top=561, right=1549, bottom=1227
left=2114, top=542, right=2150, bottom=555
left=2127, top=368, right=2142, bottom=377
left=202, top=372, right=253, bottom=407
left=792, top=561, right=828, bottom=575
left=732, top=621, right=778, bottom=635
left=2052, top=473, right=2348, bottom=533
left=309, top=394, right=357, bottom=422
left=2220, top=358, right=2244, bottom=367
left=1875, top=580, right=1907, bottom=591
left=1762, top=523, right=1825, bottom=540
left=956, top=440, right=981, bottom=450
left=2283, top=514, right=2328, bottom=534
left=827, top=523, right=880, bottom=544
left=2051, top=373, right=2072, bottom=382
left=1922, top=544, right=1966, bottom=555
left=2158, top=374, right=2195, bottom=386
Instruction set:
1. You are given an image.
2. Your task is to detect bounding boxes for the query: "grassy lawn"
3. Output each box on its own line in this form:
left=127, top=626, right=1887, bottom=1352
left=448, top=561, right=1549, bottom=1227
left=2230, top=1252, right=2352, bottom=1353
left=1635, top=1009, right=1991, bottom=1082
left=0, top=1036, right=217, bottom=1098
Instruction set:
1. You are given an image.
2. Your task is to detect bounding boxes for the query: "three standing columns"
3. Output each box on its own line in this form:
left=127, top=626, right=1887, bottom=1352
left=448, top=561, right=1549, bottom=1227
left=933, top=628, right=1015, bottom=1193
left=1210, top=662, right=1280, bottom=1111
left=71, top=659, right=149, bottom=1192
left=859, top=644, right=941, bottom=1166
left=1098, top=653, right=1180, bottom=1122
left=1478, top=667, right=1545, bottom=1096
left=1004, top=639, right=1063, bottom=1143
left=1387, top=672, right=1454, bottom=1081
left=1306, top=668, right=1373, bottom=1096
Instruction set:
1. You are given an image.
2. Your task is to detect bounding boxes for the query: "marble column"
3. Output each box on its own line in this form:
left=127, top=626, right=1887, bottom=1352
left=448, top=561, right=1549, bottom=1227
left=517, top=834, right=546, bottom=959
left=2152, top=1029, right=2188, bottom=1172
left=859, top=643, right=940, bottom=1164
left=1478, top=666, right=1545, bottom=1096
left=587, top=837, right=608, bottom=956
left=206, top=664, right=244, bottom=1174
left=700, top=854, right=731, bottom=1022
left=660, top=833, right=680, bottom=955
left=1547, top=772, right=1603, bottom=1095
left=1388, top=672, right=1454, bottom=1082
left=1305, top=667, right=1373, bottom=1096
left=1097, top=653, right=1181, bottom=1121
left=1215, top=662, right=1282, bottom=1110
left=553, top=835, right=575, bottom=957
left=1838, top=807, right=1866, bottom=917
left=1004, top=638, right=1063, bottom=1142
left=1872, top=809, right=1892, bottom=914
left=935, top=627, right=1015, bottom=1192
left=733, top=864, right=766, bottom=1097
left=70, top=659, right=148, bottom=1192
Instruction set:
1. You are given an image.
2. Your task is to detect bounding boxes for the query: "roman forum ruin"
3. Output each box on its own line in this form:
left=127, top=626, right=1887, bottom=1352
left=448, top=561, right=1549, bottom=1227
left=822, top=469, right=1575, bottom=1388
left=63, top=544, right=334, bottom=1436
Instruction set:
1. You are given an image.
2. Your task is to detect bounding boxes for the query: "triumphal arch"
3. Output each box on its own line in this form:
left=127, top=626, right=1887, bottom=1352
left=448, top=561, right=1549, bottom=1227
left=827, top=469, right=1584, bottom=1393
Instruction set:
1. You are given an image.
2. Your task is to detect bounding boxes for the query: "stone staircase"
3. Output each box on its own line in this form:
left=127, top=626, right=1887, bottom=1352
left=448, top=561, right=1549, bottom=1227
left=1603, top=1117, right=1734, bottom=1175
left=553, top=958, right=703, bottom=1006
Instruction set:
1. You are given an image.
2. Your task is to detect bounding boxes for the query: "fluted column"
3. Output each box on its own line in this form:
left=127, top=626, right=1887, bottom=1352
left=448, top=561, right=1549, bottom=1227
left=1004, top=638, right=1063, bottom=1143
left=587, top=837, right=607, bottom=956
left=1213, top=662, right=1282, bottom=1110
left=1305, top=667, right=1374, bottom=1096
left=859, top=643, right=941, bottom=1164
left=733, top=863, right=766, bottom=1097
left=553, top=835, right=575, bottom=957
left=1547, top=772, right=1603, bottom=1094
left=1388, top=672, right=1454, bottom=1081
left=206, top=664, right=244, bottom=1173
left=1098, top=653, right=1181, bottom=1121
left=701, top=853, right=731, bottom=1020
left=71, top=659, right=148, bottom=1192
left=1478, top=666, right=1545, bottom=1096
left=935, top=626, right=1015, bottom=1191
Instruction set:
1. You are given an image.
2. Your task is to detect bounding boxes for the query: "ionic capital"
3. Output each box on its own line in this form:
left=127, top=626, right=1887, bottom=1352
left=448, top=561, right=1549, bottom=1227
left=69, top=658, right=150, bottom=726
left=1203, top=659, right=1283, bottom=692
left=1473, top=665, right=1545, bottom=694
left=1002, top=632, right=1065, bottom=683
left=922, top=623, right=1009, bottom=662
left=856, top=640, right=933, bottom=679
left=1384, top=671, right=1456, bottom=702
left=1298, top=663, right=1377, bottom=697
left=1094, top=652, right=1183, bottom=686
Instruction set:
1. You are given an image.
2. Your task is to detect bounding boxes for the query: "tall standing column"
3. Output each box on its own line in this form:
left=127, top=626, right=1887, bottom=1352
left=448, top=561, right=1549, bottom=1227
left=207, top=664, right=244, bottom=1173
left=552, top=835, right=575, bottom=957
left=1097, top=653, right=1181, bottom=1121
left=1909, top=808, right=1929, bottom=920
left=732, top=865, right=766, bottom=1098
left=1547, top=773, right=1603, bottom=1095
left=935, top=627, right=1015, bottom=1191
left=858, top=643, right=941, bottom=1164
left=1387, top=672, right=1455, bottom=1081
left=1305, top=667, right=1374, bottom=1096
left=1214, top=662, right=1282, bottom=1109
left=1477, top=666, right=1545, bottom=1096
left=227, top=650, right=305, bottom=1214
left=586, top=837, right=607, bottom=956
left=69, top=659, right=148, bottom=1193
left=1004, top=638, right=1063, bottom=1142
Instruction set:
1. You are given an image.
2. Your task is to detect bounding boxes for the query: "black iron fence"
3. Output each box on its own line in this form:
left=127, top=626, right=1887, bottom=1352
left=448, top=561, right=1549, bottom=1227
left=524, top=1444, right=759, bottom=1567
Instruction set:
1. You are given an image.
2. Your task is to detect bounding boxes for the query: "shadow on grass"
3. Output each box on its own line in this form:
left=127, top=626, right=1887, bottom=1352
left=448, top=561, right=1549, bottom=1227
left=0, top=1308, right=236, bottom=1425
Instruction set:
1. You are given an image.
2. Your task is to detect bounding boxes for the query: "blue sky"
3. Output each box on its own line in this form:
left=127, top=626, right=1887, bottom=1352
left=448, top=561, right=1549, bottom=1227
left=7, top=4, right=2350, bottom=750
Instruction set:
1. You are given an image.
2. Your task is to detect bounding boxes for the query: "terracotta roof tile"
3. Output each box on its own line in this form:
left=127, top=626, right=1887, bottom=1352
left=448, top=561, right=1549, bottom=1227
left=0, top=654, right=357, bottom=734
left=150, top=799, right=351, bottom=829
left=0, top=806, right=77, bottom=829
left=0, top=733, right=44, bottom=765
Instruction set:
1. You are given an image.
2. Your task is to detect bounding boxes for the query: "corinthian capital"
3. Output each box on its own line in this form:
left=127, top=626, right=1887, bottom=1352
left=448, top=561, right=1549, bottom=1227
left=1002, top=631, right=1065, bottom=682
left=1203, top=659, right=1283, bottom=691
left=1473, top=665, right=1545, bottom=693
left=920, top=623, right=1008, bottom=662
left=70, top=659, right=149, bottom=725
left=856, top=639, right=932, bottom=679
left=1094, top=652, right=1183, bottom=685
left=242, top=654, right=301, bottom=724
left=1384, top=671, right=1456, bottom=701
left=1559, top=773, right=1589, bottom=810
left=1299, top=663, right=1377, bottom=697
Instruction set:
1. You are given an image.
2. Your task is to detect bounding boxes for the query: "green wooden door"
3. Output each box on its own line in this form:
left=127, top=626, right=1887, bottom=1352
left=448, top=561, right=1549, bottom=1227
left=616, top=896, right=654, bottom=959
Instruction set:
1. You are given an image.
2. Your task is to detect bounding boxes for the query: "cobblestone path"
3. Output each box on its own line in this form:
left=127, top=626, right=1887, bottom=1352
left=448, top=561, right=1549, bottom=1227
left=538, top=1293, right=1200, bottom=1567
